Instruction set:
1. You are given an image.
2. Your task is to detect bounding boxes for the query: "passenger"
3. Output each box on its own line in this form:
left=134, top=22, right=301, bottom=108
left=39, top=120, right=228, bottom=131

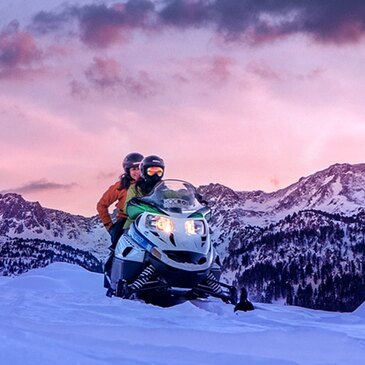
left=123, top=155, right=165, bottom=230
left=97, top=152, right=144, bottom=248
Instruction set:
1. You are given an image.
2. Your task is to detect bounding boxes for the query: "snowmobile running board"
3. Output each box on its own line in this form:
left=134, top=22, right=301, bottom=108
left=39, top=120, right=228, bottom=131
left=115, top=277, right=253, bottom=311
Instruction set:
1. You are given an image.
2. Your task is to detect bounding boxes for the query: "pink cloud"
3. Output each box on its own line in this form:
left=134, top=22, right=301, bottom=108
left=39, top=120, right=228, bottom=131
left=174, top=55, right=234, bottom=85
left=159, top=0, right=209, bottom=27
left=123, top=70, right=160, bottom=98
left=311, top=17, right=365, bottom=45
left=85, top=57, right=122, bottom=89
left=209, top=56, right=234, bottom=83
left=270, top=177, right=281, bottom=188
left=3, top=179, right=77, bottom=194
left=78, top=0, right=156, bottom=46
left=84, top=56, right=159, bottom=98
left=296, top=67, right=326, bottom=81
left=0, top=21, right=43, bottom=78
left=29, top=0, right=365, bottom=48
left=32, top=2, right=156, bottom=48
left=97, top=171, right=117, bottom=182
left=246, top=60, right=281, bottom=81
left=69, top=80, right=89, bottom=99
left=79, top=23, right=131, bottom=49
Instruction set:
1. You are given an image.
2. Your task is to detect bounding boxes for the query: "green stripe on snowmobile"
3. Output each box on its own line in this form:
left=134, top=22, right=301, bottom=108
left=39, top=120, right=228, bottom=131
left=188, top=207, right=211, bottom=221
left=127, top=199, right=167, bottom=220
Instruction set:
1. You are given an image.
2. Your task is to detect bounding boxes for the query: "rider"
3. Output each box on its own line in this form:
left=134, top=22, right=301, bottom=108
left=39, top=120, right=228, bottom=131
left=97, top=152, right=144, bottom=247
left=123, top=155, right=165, bottom=230
left=105, top=155, right=164, bottom=297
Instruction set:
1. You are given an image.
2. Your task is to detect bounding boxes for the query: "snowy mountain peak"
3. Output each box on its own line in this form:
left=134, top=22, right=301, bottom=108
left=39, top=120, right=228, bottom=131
left=282, top=162, right=365, bottom=213
left=0, top=192, right=109, bottom=256
left=0, top=193, right=46, bottom=226
left=200, top=163, right=365, bottom=226
left=199, top=183, right=240, bottom=204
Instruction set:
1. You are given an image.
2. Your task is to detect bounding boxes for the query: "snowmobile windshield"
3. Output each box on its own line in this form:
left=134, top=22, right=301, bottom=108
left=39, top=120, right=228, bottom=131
left=141, top=180, right=203, bottom=214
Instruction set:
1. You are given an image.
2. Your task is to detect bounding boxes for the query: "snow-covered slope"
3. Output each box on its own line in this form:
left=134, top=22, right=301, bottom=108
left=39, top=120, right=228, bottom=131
left=197, top=163, right=365, bottom=311
left=0, top=263, right=365, bottom=365
left=222, top=209, right=365, bottom=311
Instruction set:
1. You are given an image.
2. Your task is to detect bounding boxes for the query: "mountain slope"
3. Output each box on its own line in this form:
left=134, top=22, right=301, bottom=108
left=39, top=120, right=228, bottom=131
left=0, top=193, right=109, bottom=276
left=223, top=209, right=365, bottom=311
left=0, top=192, right=109, bottom=258
left=199, top=163, right=365, bottom=311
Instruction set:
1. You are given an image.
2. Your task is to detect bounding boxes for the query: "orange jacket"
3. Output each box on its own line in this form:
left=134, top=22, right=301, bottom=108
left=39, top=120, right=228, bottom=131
left=96, top=181, right=128, bottom=230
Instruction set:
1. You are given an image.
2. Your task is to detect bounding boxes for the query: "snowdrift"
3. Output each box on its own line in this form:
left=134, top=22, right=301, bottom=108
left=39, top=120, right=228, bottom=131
left=0, top=263, right=365, bottom=365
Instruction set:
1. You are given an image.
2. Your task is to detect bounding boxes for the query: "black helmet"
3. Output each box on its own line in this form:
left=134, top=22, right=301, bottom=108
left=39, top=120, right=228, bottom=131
left=140, top=155, right=165, bottom=179
left=122, top=152, right=144, bottom=174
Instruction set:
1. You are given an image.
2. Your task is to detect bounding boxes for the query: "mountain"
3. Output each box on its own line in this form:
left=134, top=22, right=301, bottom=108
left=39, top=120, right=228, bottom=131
left=0, top=193, right=109, bottom=275
left=0, top=192, right=109, bottom=255
left=1, top=263, right=365, bottom=365
left=223, top=209, right=365, bottom=311
left=198, top=163, right=365, bottom=311
left=199, top=163, right=365, bottom=227
left=1, top=163, right=365, bottom=311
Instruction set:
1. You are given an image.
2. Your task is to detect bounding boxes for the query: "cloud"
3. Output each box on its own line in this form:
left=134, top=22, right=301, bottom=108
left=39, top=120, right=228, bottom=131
left=296, top=67, right=326, bottom=81
left=0, top=20, right=43, bottom=77
left=209, top=0, right=365, bottom=45
left=76, top=4, right=133, bottom=47
left=84, top=56, right=159, bottom=97
left=85, top=56, right=122, bottom=88
left=31, top=1, right=156, bottom=48
left=97, top=171, right=118, bottom=181
left=31, top=7, right=74, bottom=34
left=246, top=60, right=281, bottom=81
left=29, top=0, right=365, bottom=48
left=270, top=177, right=280, bottom=188
left=207, top=56, right=234, bottom=83
left=69, top=80, right=89, bottom=99
left=174, top=55, right=234, bottom=86
left=123, top=70, right=159, bottom=97
left=4, top=179, right=77, bottom=194
left=159, top=0, right=210, bottom=27
left=293, top=0, right=365, bottom=44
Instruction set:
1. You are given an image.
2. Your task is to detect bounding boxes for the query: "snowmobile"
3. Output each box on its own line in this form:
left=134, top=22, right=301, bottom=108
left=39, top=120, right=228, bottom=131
left=104, top=179, right=253, bottom=312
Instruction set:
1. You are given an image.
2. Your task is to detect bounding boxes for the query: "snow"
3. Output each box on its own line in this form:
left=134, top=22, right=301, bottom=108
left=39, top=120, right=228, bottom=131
left=4, top=220, right=109, bottom=260
left=353, top=300, right=365, bottom=315
left=1, top=263, right=365, bottom=365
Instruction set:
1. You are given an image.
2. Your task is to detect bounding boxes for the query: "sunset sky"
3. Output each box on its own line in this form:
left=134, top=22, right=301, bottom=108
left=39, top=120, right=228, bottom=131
left=1, top=0, right=365, bottom=216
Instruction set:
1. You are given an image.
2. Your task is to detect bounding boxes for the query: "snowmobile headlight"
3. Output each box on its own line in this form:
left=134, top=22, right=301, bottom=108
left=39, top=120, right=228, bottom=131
left=185, top=219, right=206, bottom=235
left=146, top=215, right=174, bottom=234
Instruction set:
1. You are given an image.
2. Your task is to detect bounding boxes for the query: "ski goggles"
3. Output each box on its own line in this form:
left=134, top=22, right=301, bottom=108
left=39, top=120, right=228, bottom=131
left=146, top=166, right=164, bottom=177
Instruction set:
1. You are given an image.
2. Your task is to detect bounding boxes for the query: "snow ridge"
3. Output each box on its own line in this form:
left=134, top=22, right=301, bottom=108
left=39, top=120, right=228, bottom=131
left=200, top=163, right=365, bottom=226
